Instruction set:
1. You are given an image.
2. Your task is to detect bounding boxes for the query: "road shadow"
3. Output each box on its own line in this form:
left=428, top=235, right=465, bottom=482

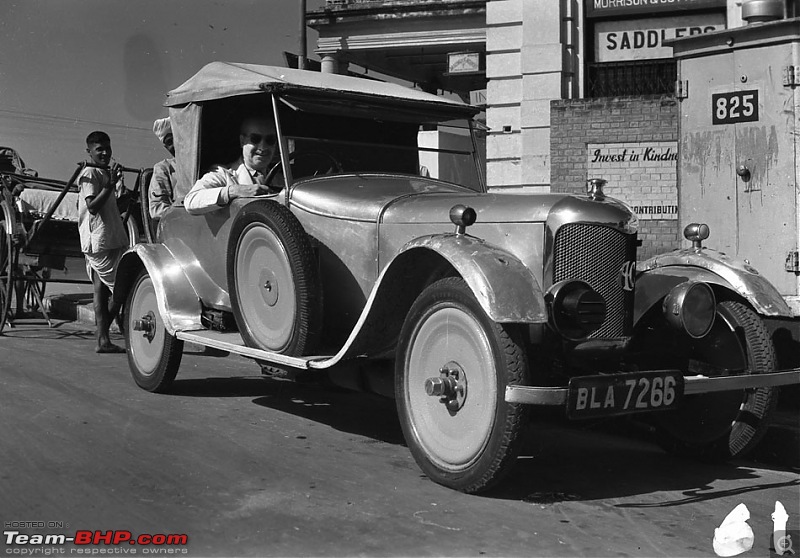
left=484, top=412, right=800, bottom=504
left=0, top=321, right=95, bottom=339
left=168, top=374, right=406, bottom=444
left=165, top=373, right=796, bottom=503
left=252, top=384, right=405, bottom=445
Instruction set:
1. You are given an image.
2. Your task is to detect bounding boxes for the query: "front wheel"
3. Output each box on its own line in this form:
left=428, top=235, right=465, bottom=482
left=395, top=277, right=530, bottom=493
left=652, top=300, right=778, bottom=459
left=125, top=269, right=183, bottom=392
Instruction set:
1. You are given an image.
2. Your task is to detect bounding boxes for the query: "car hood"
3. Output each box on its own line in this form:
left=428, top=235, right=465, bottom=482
left=290, top=174, right=635, bottom=228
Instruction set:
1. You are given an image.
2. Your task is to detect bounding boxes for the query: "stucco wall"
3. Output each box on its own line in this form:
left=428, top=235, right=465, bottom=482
left=550, top=95, right=681, bottom=261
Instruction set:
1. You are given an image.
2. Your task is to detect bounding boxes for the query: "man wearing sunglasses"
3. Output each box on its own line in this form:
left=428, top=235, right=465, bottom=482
left=184, top=115, right=279, bottom=215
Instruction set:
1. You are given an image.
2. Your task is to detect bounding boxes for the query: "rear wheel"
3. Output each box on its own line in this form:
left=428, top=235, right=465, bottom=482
left=652, top=300, right=778, bottom=459
left=125, top=269, right=183, bottom=392
left=395, top=277, right=530, bottom=493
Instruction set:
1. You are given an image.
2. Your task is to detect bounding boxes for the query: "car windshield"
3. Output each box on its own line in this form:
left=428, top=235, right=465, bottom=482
left=282, top=118, right=483, bottom=192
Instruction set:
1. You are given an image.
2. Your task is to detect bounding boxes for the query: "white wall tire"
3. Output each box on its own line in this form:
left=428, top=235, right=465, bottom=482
left=395, top=277, right=529, bottom=493
left=125, top=269, right=183, bottom=392
left=227, top=202, right=321, bottom=355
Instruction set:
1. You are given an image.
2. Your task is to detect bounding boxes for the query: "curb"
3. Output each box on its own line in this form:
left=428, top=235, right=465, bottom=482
left=42, top=293, right=799, bottom=470
left=42, top=293, right=122, bottom=333
left=42, top=293, right=95, bottom=325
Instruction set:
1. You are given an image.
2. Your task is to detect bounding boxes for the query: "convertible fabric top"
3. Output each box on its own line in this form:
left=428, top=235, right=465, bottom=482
left=165, top=62, right=478, bottom=202
left=165, top=62, right=476, bottom=116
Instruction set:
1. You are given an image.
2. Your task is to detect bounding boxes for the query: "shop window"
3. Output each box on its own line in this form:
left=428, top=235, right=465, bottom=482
left=586, top=59, right=676, bottom=97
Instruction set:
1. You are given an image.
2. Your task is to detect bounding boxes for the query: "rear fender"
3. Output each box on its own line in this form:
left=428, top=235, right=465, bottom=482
left=635, top=248, right=792, bottom=324
left=114, top=244, right=202, bottom=335
left=400, top=234, right=547, bottom=323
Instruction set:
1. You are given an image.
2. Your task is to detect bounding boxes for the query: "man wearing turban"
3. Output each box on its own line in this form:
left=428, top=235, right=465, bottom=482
left=148, top=117, right=176, bottom=223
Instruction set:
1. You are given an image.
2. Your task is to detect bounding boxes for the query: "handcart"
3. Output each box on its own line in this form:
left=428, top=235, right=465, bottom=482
left=0, top=155, right=150, bottom=332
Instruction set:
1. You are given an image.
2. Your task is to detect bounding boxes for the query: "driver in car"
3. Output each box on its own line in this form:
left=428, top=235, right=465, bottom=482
left=184, top=115, right=280, bottom=215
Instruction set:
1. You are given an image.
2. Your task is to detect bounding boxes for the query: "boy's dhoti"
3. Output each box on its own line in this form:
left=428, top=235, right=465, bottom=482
left=84, top=247, right=125, bottom=291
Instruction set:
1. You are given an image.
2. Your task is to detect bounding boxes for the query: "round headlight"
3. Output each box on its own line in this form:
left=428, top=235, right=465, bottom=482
left=662, top=281, right=716, bottom=339
left=545, top=280, right=606, bottom=341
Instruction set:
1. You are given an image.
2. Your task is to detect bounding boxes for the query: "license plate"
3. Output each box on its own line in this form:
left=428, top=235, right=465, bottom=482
left=567, top=371, right=684, bottom=419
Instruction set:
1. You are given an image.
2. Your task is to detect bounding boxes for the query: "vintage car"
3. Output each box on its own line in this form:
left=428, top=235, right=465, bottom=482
left=114, top=62, right=800, bottom=494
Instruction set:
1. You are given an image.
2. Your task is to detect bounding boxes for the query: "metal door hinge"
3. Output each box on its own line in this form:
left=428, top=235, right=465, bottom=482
left=786, top=250, right=800, bottom=272
left=783, top=66, right=800, bottom=86
left=675, top=80, right=689, bottom=99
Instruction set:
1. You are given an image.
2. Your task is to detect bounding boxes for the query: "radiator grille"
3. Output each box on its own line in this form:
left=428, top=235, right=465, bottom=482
left=553, top=224, right=636, bottom=339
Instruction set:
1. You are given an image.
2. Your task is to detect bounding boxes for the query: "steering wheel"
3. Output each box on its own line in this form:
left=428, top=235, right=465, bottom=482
left=264, top=151, right=343, bottom=186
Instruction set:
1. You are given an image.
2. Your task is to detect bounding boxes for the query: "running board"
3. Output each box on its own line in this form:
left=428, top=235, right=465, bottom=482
left=176, top=330, right=334, bottom=370
left=505, top=369, right=800, bottom=405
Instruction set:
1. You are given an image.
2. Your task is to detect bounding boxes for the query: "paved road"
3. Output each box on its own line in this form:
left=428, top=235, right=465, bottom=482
left=1, top=320, right=798, bottom=557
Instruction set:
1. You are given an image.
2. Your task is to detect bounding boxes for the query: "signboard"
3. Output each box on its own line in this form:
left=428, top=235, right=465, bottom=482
left=595, top=14, right=725, bottom=62
left=586, top=0, right=726, bottom=18
left=587, top=142, right=678, bottom=220
left=711, top=90, right=760, bottom=124
left=448, top=52, right=481, bottom=74
left=469, top=89, right=487, bottom=106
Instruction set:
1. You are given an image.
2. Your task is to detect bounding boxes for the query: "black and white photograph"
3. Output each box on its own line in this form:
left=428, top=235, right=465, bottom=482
left=1, top=1, right=798, bottom=556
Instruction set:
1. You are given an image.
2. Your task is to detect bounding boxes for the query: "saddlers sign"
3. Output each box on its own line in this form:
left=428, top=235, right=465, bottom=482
left=586, top=0, right=726, bottom=18
left=595, top=14, right=724, bottom=62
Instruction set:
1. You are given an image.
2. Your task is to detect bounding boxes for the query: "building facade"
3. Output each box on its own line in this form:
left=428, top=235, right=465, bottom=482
left=306, top=0, right=793, bottom=257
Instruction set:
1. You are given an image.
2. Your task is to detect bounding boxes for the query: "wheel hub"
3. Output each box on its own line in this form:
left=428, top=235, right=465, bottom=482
left=133, top=311, right=156, bottom=343
left=260, top=268, right=279, bottom=307
left=424, top=361, right=467, bottom=412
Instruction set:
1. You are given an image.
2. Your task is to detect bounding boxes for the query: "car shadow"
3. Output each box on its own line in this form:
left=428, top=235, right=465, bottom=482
left=169, top=375, right=406, bottom=444
left=168, top=374, right=796, bottom=502
left=485, top=414, right=800, bottom=503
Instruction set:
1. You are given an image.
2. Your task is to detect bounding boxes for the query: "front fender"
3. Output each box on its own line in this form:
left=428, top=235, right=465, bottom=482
left=401, top=234, right=547, bottom=323
left=635, top=248, right=792, bottom=323
left=114, top=244, right=202, bottom=335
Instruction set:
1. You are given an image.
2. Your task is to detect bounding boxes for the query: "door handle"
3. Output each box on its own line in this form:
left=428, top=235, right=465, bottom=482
left=736, top=164, right=751, bottom=182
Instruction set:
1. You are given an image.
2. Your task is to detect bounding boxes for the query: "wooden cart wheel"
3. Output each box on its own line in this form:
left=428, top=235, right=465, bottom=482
left=227, top=201, right=321, bottom=355
left=124, top=212, right=142, bottom=248
left=0, top=218, right=17, bottom=333
left=21, top=266, right=49, bottom=315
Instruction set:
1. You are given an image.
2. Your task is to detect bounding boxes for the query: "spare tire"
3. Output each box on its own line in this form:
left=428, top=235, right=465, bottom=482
left=227, top=201, right=321, bottom=355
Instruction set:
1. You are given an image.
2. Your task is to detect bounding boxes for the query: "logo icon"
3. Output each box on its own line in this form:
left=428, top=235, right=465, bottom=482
left=618, top=261, right=636, bottom=292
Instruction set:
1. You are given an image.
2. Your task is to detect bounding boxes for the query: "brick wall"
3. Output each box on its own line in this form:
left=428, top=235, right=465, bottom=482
left=550, top=95, right=680, bottom=261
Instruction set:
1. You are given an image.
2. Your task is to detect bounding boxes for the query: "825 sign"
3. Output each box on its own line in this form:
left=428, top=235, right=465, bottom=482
left=712, top=90, right=759, bottom=125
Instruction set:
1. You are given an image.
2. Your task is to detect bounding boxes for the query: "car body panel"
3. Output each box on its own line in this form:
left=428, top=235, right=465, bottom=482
left=398, top=234, right=547, bottom=323
left=115, top=243, right=202, bottom=335
left=290, top=174, right=470, bottom=222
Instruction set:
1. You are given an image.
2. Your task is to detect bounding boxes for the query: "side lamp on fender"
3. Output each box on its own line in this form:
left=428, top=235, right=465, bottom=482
left=449, top=204, right=477, bottom=235
left=684, top=222, right=710, bottom=251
